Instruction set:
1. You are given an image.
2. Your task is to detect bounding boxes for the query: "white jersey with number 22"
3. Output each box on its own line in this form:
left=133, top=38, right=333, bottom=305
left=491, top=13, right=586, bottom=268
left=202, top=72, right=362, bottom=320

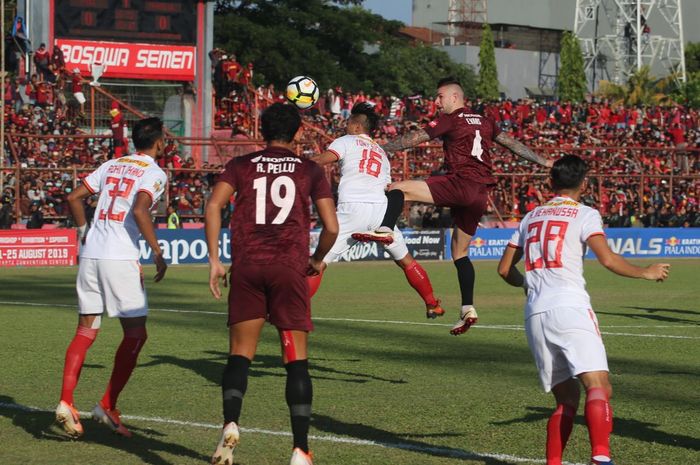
left=327, top=134, right=390, bottom=204
left=81, top=153, right=167, bottom=260
left=509, top=196, right=605, bottom=319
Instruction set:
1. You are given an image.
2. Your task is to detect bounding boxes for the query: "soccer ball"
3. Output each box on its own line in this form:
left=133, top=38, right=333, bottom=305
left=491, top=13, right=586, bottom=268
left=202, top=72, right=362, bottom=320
left=286, top=76, right=320, bottom=109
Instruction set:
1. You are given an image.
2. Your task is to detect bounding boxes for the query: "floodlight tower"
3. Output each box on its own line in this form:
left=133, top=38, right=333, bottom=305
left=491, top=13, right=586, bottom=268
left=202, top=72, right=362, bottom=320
left=574, top=0, right=686, bottom=88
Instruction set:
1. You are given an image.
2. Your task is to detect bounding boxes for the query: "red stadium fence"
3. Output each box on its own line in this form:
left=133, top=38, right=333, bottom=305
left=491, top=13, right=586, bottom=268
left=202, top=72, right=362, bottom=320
left=2, top=133, right=698, bottom=227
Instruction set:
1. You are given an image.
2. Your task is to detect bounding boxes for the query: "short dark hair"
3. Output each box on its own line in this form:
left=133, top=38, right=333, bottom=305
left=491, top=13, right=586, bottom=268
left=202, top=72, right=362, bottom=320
left=350, top=102, right=379, bottom=135
left=551, top=155, right=588, bottom=191
left=132, top=117, right=164, bottom=150
left=437, top=76, right=462, bottom=89
left=261, top=103, right=301, bottom=143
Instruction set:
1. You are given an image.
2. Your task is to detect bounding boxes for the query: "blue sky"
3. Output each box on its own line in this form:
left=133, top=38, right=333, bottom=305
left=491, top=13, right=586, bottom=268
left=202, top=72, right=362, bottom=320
left=361, top=0, right=412, bottom=25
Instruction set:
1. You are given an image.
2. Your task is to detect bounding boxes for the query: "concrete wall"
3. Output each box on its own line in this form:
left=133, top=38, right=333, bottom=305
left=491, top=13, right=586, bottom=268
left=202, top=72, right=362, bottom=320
left=412, top=0, right=700, bottom=43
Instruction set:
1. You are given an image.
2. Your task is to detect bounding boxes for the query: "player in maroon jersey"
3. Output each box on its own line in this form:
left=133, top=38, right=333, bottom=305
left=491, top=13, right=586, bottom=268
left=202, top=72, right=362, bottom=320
left=353, top=77, right=553, bottom=336
left=205, top=103, right=338, bottom=465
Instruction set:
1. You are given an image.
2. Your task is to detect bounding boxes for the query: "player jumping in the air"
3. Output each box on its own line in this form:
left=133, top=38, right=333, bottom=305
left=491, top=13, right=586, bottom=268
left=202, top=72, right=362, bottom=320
left=353, top=77, right=553, bottom=335
left=55, top=117, right=168, bottom=438
left=205, top=103, right=338, bottom=465
left=309, top=102, right=444, bottom=318
left=498, top=155, right=670, bottom=465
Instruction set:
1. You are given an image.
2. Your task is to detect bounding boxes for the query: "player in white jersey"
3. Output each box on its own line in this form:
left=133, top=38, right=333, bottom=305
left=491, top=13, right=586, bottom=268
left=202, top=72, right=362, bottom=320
left=309, top=103, right=444, bottom=318
left=497, top=155, right=670, bottom=465
left=55, top=117, right=168, bottom=439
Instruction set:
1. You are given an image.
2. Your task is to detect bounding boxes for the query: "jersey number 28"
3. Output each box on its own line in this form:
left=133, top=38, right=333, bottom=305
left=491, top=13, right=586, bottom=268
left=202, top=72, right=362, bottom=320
left=524, top=220, right=568, bottom=271
left=253, top=176, right=295, bottom=224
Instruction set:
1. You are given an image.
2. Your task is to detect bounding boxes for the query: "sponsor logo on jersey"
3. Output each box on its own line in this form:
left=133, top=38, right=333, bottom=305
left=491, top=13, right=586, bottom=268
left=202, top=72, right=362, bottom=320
left=118, top=158, right=150, bottom=167
left=428, top=120, right=438, bottom=127
left=250, top=155, right=302, bottom=164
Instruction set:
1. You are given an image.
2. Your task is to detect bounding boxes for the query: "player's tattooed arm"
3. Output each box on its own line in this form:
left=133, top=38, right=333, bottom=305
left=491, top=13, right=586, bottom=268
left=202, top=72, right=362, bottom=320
left=495, top=133, right=553, bottom=168
left=381, top=129, right=431, bottom=153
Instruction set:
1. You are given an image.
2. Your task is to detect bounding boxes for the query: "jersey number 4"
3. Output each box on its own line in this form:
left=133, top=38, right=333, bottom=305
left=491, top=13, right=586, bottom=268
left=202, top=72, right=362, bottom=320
left=98, top=176, right=134, bottom=222
left=253, top=176, right=295, bottom=224
left=358, top=149, right=382, bottom=178
left=524, top=220, right=568, bottom=271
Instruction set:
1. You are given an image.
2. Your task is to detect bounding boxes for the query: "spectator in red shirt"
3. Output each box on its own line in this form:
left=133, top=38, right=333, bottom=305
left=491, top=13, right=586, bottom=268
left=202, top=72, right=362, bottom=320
left=72, top=69, right=86, bottom=114
left=110, top=101, right=128, bottom=158
left=34, top=43, right=52, bottom=81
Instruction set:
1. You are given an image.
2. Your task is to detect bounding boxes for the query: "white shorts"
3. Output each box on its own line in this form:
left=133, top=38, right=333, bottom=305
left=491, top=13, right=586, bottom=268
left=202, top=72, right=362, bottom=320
left=77, top=258, right=148, bottom=318
left=525, top=307, right=608, bottom=392
left=74, top=92, right=86, bottom=104
left=324, top=202, right=409, bottom=263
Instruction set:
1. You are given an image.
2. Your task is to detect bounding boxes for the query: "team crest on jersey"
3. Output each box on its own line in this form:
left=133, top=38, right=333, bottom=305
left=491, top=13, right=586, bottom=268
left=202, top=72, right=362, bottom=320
left=428, top=120, right=438, bottom=127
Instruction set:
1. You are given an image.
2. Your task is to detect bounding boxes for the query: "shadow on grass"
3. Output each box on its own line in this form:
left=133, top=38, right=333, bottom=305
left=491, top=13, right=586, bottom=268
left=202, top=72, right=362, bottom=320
left=595, top=306, right=700, bottom=325
left=141, top=351, right=406, bottom=386
left=311, top=413, right=513, bottom=465
left=492, top=406, right=700, bottom=451
left=0, top=395, right=209, bottom=465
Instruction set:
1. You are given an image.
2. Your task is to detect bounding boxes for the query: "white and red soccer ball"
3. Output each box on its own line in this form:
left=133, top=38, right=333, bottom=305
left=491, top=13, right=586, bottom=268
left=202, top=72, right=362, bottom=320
left=286, top=75, right=320, bottom=110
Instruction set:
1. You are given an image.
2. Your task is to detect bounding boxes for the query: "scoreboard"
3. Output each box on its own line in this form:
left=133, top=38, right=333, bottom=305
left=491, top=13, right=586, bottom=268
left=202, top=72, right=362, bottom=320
left=54, top=0, right=197, bottom=44
left=52, top=0, right=199, bottom=81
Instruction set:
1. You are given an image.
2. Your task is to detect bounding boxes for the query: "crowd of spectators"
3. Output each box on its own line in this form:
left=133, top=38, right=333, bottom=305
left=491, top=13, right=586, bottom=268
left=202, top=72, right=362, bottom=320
left=2, top=55, right=699, bottom=229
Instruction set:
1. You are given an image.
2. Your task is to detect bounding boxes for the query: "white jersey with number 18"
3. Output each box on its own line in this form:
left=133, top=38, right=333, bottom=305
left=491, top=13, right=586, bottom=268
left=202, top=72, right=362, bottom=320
left=327, top=134, right=391, bottom=204
left=509, top=196, right=605, bottom=319
left=80, top=153, right=167, bottom=260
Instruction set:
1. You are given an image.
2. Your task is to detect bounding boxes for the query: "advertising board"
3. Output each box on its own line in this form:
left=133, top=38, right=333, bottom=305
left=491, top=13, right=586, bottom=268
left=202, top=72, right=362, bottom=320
left=0, top=229, right=78, bottom=267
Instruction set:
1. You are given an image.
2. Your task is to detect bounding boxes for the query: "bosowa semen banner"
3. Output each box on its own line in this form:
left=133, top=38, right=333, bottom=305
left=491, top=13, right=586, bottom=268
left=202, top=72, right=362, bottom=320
left=0, top=229, right=78, bottom=267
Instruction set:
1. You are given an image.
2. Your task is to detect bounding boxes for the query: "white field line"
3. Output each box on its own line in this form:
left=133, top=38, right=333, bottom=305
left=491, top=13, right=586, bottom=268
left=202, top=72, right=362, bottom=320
left=0, top=401, right=586, bottom=465
left=1, top=300, right=698, bottom=340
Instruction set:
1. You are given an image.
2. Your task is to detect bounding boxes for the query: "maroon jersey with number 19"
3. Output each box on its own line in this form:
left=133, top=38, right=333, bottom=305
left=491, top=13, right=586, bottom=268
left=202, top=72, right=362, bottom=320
left=423, top=108, right=501, bottom=185
left=217, top=146, right=332, bottom=272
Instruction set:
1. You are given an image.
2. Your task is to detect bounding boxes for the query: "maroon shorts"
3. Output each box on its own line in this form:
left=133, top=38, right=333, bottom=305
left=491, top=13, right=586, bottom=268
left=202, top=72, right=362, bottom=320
left=426, top=174, right=491, bottom=235
left=227, top=263, right=313, bottom=331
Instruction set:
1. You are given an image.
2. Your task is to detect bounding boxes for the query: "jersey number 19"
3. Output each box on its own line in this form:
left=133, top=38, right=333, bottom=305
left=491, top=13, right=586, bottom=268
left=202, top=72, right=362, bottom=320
left=253, top=176, right=296, bottom=225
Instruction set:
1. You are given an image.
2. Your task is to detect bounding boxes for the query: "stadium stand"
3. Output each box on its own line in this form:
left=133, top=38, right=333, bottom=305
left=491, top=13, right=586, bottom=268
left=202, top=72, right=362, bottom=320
left=1, top=68, right=698, bottom=229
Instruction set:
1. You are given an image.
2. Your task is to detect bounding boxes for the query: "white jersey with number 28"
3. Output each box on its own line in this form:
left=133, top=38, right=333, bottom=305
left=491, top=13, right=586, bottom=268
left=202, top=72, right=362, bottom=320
left=509, top=196, right=605, bottom=319
left=81, top=153, right=167, bottom=260
left=327, top=134, right=390, bottom=204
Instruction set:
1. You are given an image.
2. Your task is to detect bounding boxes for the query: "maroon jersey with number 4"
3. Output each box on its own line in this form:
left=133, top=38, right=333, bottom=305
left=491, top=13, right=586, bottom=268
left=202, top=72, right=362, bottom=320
left=423, top=108, right=501, bottom=185
left=218, top=146, right=332, bottom=272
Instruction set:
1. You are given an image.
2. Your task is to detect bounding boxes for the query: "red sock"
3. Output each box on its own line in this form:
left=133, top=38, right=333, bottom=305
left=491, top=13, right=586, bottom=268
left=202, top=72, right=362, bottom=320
left=101, top=327, right=147, bottom=410
left=403, top=261, right=438, bottom=307
left=585, top=387, right=613, bottom=459
left=60, top=326, right=99, bottom=405
left=546, top=404, right=576, bottom=465
left=307, top=272, right=323, bottom=298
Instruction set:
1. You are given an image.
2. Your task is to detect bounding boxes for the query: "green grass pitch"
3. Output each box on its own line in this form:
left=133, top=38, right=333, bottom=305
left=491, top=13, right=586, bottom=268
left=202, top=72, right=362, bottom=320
left=1, top=259, right=698, bottom=465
